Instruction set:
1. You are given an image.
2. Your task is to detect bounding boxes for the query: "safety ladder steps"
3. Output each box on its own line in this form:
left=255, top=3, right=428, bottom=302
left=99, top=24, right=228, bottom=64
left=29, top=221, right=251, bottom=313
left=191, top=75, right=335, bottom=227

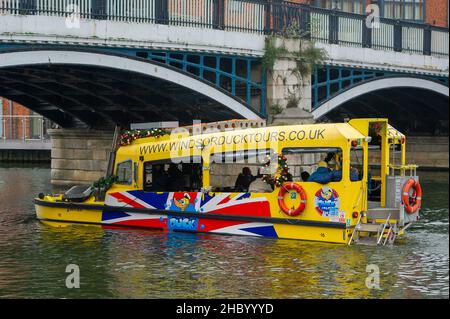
left=357, top=223, right=384, bottom=233
left=383, top=224, right=399, bottom=245
left=348, top=212, right=398, bottom=246
left=367, top=207, right=400, bottom=221
left=350, top=221, right=398, bottom=246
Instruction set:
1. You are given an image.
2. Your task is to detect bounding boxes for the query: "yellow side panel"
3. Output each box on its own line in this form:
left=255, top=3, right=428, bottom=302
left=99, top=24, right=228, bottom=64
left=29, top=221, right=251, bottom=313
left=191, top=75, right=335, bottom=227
left=35, top=204, right=102, bottom=224
left=274, top=224, right=348, bottom=244
left=263, top=181, right=365, bottom=227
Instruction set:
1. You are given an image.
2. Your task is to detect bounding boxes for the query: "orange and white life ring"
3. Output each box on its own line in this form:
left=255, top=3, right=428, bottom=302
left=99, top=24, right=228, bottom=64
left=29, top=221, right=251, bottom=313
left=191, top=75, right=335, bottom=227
left=402, top=178, right=422, bottom=214
left=278, top=183, right=307, bottom=216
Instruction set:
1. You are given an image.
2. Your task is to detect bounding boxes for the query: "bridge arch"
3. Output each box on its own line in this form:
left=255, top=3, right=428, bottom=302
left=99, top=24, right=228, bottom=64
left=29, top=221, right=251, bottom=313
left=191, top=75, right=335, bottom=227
left=312, top=76, right=449, bottom=135
left=312, top=76, right=449, bottom=120
left=0, top=49, right=263, bottom=128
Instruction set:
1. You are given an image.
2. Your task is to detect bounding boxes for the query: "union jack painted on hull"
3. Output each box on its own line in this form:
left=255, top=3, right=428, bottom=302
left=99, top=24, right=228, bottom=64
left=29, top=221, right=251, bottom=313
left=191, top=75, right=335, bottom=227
left=102, top=191, right=278, bottom=238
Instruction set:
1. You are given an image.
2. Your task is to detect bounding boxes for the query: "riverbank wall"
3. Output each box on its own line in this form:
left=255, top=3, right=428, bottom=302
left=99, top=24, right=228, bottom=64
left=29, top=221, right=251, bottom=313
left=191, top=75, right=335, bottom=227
left=407, top=136, right=449, bottom=170
left=366, top=136, right=449, bottom=170
left=0, top=149, right=50, bottom=162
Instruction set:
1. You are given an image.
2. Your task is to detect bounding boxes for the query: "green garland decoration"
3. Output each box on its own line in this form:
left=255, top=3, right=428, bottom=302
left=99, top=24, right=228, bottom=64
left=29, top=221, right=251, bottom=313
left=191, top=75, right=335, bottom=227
left=262, top=154, right=291, bottom=188
left=119, top=128, right=168, bottom=146
left=93, top=175, right=117, bottom=191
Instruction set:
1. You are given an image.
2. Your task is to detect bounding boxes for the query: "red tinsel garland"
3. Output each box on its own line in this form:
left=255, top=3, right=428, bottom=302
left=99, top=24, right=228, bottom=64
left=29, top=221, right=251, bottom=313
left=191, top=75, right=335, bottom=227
left=119, top=128, right=168, bottom=146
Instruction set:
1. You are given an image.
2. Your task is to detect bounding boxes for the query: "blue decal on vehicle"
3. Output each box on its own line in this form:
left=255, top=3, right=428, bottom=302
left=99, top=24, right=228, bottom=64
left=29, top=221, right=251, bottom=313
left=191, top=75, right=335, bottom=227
left=242, top=225, right=278, bottom=238
left=314, top=186, right=341, bottom=217
left=167, top=216, right=199, bottom=232
left=102, top=211, right=130, bottom=221
left=128, top=190, right=169, bottom=210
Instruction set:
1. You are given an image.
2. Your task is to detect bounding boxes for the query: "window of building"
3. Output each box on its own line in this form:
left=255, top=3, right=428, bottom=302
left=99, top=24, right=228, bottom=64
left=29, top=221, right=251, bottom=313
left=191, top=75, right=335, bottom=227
left=313, top=0, right=426, bottom=21
left=228, top=0, right=244, bottom=13
left=116, top=160, right=133, bottom=185
left=382, top=0, right=425, bottom=21
left=313, top=0, right=366, bottom=14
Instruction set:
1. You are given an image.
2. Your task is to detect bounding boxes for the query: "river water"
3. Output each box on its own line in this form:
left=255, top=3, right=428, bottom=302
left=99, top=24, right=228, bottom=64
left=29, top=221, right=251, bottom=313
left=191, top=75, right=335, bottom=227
left=0, top=163, right=448, bottom=299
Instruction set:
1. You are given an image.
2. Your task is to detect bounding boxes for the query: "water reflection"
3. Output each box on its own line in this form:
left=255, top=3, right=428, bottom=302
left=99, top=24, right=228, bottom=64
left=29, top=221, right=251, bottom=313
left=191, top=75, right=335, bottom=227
left=0, top=164, right=448, bottom=298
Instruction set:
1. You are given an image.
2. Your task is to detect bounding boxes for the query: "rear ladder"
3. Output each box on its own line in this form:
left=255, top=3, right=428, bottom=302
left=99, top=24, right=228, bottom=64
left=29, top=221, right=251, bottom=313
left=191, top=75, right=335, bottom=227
left=348, top=210, right=398, bottom=246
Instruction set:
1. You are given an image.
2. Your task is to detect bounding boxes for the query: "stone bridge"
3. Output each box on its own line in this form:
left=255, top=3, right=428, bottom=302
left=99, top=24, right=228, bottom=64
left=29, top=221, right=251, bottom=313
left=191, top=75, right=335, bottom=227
left=0, top=0, right=448, bottom=182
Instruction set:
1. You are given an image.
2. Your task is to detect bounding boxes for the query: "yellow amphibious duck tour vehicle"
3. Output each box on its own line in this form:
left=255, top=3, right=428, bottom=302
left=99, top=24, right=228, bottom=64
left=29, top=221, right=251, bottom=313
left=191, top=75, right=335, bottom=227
left=35, top=119, right=422, bottom=245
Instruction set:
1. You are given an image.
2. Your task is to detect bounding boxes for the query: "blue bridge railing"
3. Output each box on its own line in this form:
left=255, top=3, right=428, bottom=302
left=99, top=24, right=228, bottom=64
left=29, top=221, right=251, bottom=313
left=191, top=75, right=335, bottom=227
left=0, top=0, right=448, bottom=57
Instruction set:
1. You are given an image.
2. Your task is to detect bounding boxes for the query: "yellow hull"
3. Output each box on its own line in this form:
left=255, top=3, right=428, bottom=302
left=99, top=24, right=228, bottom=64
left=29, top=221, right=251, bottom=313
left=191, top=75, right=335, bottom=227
left=35, top=203, right=103, bottom=225
left=34, top=200, right=350, bottom=244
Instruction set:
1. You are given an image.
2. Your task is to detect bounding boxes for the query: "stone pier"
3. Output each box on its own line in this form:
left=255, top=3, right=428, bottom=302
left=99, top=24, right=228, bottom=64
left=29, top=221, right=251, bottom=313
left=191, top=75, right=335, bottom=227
left=266, top=37, right=314, bottom=126
left=48, top=129, right=114, bottom=185
left=407, top=136, right=449, bottom=170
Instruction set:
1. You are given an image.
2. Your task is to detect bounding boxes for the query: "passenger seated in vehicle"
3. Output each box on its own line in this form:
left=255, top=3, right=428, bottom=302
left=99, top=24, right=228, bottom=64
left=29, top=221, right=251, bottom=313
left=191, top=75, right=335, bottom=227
left=168, top=164, right=184, bottom=191
left=331, top=169, right=342, bottom=182
left=301, top=171, right=310, bottom=182
left=350, top=167, right=361, bottom=181
left=153, top=165, right=169, bottom=191
left=330, top=166, right=361, bottom=181
left=326, top=152, right=342, bottom=169
left=329, top=157, right=342, bottom=182
left=308, top=161, right=332, bottom=184
left=249, top=177, right=273, bottom=193
left=234, top=167, right=257, bottom=192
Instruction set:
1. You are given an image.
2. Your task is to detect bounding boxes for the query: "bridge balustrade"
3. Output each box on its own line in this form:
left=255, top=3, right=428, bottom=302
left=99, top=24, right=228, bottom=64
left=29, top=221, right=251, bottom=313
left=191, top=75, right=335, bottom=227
left=0, top=0, right=448, bottom=57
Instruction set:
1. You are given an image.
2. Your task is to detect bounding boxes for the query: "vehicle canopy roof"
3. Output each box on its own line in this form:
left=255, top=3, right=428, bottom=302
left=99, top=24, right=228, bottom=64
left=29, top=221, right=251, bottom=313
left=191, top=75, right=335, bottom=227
left=387, top=124, right=405, bottom=140
left=116, top=122, right=369, bottom=162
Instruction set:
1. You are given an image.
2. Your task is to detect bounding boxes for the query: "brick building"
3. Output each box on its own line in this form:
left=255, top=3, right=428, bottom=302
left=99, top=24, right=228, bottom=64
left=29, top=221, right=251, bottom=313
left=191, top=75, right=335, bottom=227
left=425, top=0, right=449, bottom=27
left=0, top=97, right=43, bottom=139
left=292, top=0, right=448, bottom=27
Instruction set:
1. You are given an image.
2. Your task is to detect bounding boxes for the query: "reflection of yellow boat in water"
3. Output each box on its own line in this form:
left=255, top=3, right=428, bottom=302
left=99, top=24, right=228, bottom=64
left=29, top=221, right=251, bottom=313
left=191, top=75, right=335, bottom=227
left=35, top=119, right=422, bottom=245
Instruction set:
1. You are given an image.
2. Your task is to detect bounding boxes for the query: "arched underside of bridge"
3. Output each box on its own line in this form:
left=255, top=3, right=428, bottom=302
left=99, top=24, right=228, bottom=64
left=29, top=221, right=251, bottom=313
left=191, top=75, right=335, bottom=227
left=0, top=50, right=262, bottom=128
left=312, top=77, right=449, bottom=135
